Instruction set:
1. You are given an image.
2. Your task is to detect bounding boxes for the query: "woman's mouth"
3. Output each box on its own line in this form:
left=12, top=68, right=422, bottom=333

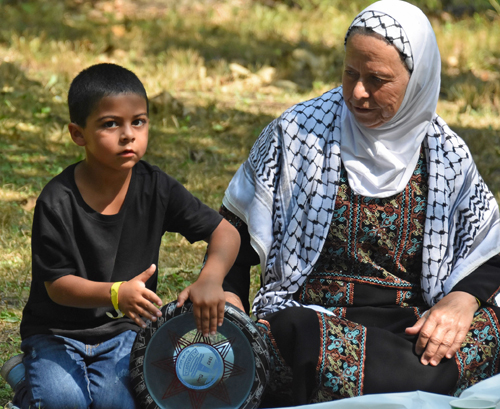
left=352, top=106, right=373, bottom=114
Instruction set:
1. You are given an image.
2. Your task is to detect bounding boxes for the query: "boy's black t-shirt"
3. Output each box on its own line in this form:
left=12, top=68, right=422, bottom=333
left=20, top=160, right=222, bottom=344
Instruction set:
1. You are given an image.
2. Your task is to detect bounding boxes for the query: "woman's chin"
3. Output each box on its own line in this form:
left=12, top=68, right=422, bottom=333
left=353, top=115, right=383, bottom=128
left=349, top=107, right=381, bottom=128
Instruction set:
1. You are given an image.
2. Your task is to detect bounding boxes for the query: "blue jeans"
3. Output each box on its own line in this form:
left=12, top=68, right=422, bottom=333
left=14, top=331, right=137, bottom=409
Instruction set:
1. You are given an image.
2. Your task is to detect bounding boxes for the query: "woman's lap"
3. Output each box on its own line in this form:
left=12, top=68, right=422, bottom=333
left=16, top=330, right=137, bottom=409
left=257, top=307, right=320, bottom=406
left=257, top=305, right=500, bottom=406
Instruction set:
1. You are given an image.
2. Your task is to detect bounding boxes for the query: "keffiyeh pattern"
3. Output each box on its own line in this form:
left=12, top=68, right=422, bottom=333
left=346, top=11, right=414, bottom=72
left=223, top=0, right=500, bottom=317
left=422, top=116, right=500, bottom=304
left=223, top=88, right=500, bottom=317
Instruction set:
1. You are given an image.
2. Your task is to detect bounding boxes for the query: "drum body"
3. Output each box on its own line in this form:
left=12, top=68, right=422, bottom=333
left=130, top=301, right=270, bottom=409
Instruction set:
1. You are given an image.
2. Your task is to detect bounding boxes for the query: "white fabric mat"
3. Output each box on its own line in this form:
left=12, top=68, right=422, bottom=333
left=265, top=373, right=500, bottom=409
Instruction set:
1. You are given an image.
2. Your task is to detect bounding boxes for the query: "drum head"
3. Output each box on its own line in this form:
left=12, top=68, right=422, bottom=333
left=130, top=301, right=270, bottom=409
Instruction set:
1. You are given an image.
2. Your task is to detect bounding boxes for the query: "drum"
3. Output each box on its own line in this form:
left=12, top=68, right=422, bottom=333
left=130, top=301, right=270, bottom=409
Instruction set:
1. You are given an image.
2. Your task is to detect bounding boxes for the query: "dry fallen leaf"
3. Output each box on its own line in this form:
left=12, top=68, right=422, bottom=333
left=19, top=196, right=38, bottom=212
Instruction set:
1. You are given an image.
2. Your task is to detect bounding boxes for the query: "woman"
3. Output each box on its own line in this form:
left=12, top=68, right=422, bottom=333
left=221, top=0, right=500, bottom=406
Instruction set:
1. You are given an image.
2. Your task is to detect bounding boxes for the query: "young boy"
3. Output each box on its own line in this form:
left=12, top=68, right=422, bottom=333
left=5, top=63, right=240, bottom=409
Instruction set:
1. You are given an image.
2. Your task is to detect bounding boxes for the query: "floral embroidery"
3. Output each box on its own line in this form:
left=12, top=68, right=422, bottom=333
left=312, top=152, right=427, bottom=287
left=311, top=312, right=366, bottom=402
left=396, top=289, right=414, bottom=307
left=298, top=276, right=354, bottom=307
left=299, top=150, right=428, bottom=307
left=454, top=307, right=500, bottom=395
left=328, top=307, right=346, bottom=318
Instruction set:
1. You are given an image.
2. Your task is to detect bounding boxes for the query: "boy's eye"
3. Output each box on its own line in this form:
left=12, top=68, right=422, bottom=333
left=133, top=118, right=147, bottom=126
left=103, top=120, right=118, bottom=128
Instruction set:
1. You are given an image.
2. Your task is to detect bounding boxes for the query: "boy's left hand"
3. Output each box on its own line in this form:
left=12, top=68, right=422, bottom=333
left=177, top=274, right=225, bottom=337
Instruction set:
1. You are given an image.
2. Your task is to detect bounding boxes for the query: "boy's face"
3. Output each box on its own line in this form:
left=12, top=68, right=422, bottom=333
left=70, top=93, right=149, bottom=172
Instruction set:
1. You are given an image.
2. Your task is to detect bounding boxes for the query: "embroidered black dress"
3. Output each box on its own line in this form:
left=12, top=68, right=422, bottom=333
left=222, top=151, right=500, bottom=407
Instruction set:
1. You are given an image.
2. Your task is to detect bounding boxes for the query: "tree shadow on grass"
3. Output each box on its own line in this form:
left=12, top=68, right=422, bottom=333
left=1, top=2, right=499, bottom=198
left=142, top=21, right=345, bottom=89
left=2, top=57, right=499, bottom=198
left=0, top=1, right=106, bottom=47
left=0, top=59, right=277, bottom=204
left=1, top=1, right=347, bottom=90
left=439, top=70, right=500, bottom=194
left=441, top=70, right=500, bottom=113
left=0, top=62, right=79, bottom=192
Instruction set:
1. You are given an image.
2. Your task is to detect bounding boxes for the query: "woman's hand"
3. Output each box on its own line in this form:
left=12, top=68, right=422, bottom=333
left=225, top=291, right=245, bottom=312
left=405, top=291, right=479, bottom=366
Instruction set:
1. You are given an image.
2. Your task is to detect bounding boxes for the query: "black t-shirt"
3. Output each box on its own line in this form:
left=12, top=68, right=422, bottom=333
left=20, top=160, right=222, bottom=343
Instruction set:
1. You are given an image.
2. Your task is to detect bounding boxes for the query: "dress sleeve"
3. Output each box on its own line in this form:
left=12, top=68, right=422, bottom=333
left=220, top=205, right=260, bottom=314
left=450, top=254, right=500, bottom=305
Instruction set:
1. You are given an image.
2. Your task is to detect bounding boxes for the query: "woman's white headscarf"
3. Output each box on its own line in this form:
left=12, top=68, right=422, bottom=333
left=340, top=0, right=441, bottom=198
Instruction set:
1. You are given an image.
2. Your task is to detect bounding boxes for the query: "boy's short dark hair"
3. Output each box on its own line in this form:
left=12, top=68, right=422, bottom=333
left=68, top=63, right=149, bottom=127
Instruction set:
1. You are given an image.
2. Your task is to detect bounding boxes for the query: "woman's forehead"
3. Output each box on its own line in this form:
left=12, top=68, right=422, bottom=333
left=345, top=9, right=414, bottom=73
left=344, top=34, right=408, bottom=73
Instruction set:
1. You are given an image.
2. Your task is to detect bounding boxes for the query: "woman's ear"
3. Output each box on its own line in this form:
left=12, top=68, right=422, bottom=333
left=68, top=123, right=86, bottom=147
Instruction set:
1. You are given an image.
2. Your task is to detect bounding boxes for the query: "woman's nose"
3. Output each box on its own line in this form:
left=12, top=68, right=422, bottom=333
left=353, top=80, right=369, bottom=100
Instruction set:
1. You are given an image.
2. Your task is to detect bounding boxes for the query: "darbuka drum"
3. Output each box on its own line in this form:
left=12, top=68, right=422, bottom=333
left=130, top=301, right=270, bottom=409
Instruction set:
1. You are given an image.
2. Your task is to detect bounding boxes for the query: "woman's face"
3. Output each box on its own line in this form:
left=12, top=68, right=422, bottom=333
left=342, top=33, right=410, bottom=129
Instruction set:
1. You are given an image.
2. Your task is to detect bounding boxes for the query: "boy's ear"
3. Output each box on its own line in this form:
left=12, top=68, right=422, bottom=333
left=68, top=123, right=86, bottom=147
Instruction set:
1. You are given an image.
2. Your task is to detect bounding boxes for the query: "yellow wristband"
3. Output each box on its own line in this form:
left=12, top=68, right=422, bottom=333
left=475, top=297, right=481, bottom=308
left=106, top=281, right=125, bottom=319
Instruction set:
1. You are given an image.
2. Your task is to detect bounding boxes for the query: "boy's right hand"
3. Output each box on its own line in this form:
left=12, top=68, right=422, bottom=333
left=177, top=275, right=226, bottom=337
left=118, top=264, right=163, bottom=328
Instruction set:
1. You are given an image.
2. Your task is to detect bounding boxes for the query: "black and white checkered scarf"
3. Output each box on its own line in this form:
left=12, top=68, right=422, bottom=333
left=223, top=2, right=500, bottom=318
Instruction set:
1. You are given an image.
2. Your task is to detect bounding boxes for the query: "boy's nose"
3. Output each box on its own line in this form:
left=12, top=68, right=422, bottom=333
left=120, top=125, right=135, bottom=142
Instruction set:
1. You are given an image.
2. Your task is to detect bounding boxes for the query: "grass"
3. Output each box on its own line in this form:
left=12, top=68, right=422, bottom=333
left=0, top=0, right=499, bottom=405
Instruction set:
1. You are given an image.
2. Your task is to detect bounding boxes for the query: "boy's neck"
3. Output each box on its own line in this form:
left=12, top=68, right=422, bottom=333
left=74, top=161, right=134, bottom=215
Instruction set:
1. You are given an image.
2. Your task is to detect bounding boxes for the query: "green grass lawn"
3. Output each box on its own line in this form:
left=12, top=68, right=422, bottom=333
left=0, top=0, right=499, bottom=405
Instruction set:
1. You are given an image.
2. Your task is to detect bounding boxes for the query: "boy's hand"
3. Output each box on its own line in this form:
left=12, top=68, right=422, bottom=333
left=176, top=218, right=240, bottom=337
left=118, top=264, right=163, bottom=328
left=177, top=274, right=225, bottom=337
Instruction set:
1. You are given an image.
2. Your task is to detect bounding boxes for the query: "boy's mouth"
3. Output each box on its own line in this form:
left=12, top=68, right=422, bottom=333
left=119, top=149, right=135, bottom=157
